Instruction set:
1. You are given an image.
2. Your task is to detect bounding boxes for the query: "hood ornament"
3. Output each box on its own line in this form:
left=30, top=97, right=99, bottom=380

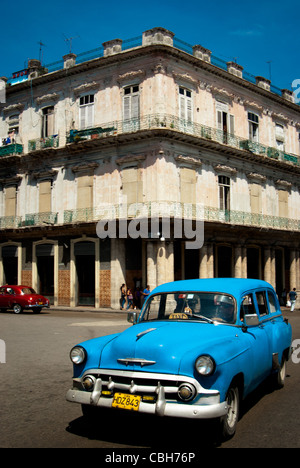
left=117, top=357, right=156, bottom=367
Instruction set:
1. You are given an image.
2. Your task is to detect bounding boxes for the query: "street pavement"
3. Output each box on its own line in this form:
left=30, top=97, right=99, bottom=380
left=0, top=306, right=300, bottom=449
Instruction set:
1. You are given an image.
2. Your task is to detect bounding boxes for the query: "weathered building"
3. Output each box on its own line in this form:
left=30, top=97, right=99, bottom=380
left=0, top=27, right=300, bottom=309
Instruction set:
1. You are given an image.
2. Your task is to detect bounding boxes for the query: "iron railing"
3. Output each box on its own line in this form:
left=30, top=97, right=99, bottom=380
left=63, top=202, right=300, bottom=232
left=67, top=113, right=300, bottom=166
left=1, top=203, right=299, bottom=231
left=28, top=135, right=59, bottom=152
left=24, top=212, right=58, bottom=226
left=0, top=143, right=23, bottom=157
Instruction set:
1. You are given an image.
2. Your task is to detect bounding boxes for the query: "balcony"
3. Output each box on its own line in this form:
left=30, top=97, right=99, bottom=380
left=66, top=114, right=300, bottom=167
left=0, top=143, right=23, bottom=157
left=0, top=215, right=22, bottom=229
left=28, top=135, right=59, bottom=152
left=24, top=212, right=58, bottom=226
left=66, top=126, right=117, bottom=144
left=63, top=202, right=300, bottom=233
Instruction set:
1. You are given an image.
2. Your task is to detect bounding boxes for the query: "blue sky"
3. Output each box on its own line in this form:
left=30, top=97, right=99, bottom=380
left=1, top=0, right=299, bottom=92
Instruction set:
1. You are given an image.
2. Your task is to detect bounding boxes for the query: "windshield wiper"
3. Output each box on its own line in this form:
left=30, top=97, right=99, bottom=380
left=190, top=314, right=214, bottom=323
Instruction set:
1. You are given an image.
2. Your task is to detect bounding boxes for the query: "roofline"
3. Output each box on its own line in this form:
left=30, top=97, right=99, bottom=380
left=5, top=43, right=300, bottom=115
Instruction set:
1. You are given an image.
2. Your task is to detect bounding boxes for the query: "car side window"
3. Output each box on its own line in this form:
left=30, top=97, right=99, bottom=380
left=255, top=291, right=268, bottom=316
left=267, top=291, right=277, bottom=313
left=240, top=294, right=256, bottom=321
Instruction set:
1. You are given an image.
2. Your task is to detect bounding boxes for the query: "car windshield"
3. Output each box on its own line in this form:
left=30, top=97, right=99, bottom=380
left=141, top=292, right=236, bottom=324
left=21, top=287, right=36, bottom=294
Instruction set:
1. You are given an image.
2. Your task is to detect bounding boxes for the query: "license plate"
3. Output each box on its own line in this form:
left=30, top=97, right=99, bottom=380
left=112, top=392, right=141, bottom=411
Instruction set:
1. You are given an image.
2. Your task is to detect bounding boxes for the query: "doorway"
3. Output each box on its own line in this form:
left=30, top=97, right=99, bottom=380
left=74, top=242, right=95, bottom=306
left=36, top=244, right=55, bottom=304
left=2, top=245, right=18, bottom=284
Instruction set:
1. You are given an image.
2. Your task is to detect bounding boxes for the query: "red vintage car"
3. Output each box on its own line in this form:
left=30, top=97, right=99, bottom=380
left=0, top=285, right=50, bottom=314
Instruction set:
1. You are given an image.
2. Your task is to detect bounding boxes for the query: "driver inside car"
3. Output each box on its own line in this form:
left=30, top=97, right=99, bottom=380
left=214, top=295, right=235, bottom=323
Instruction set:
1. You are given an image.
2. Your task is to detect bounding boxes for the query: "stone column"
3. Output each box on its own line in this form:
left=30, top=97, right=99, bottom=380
left=110, top=238, right=126, bottom=309
left=242, top=247, right=247, bottom=278
left=207, top=244, right=214, bottom=278
left=165, top=242, right=174, bottom=284
left=146, top=241, right=157, bottom=292
left=157, top=242, right=166, bottom=288
left=199, top=244, right=208, bottom=278
left=290, top=249, right=297, bottom=291
left=234, top=245, right=242, bottom=278
left=264, top=248, right=272, bottom=284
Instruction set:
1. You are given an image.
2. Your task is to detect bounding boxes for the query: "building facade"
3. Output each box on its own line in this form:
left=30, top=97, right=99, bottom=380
left=1, top=27, right=300, bottom=309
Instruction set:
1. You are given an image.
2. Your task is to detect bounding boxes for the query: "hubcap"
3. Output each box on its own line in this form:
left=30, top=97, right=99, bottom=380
left=226, top=388, right=238, bottom=429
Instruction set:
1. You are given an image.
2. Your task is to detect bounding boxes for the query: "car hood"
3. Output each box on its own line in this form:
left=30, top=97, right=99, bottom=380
left=99, top=320, right=241, bottom=376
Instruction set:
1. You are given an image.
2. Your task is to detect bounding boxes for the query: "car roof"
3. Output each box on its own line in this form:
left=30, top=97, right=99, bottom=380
left=152, top=278, right=274, bottom=298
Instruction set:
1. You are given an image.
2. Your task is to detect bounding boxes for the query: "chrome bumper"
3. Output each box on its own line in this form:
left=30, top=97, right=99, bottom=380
left=66, top=369, right=227, bottom=420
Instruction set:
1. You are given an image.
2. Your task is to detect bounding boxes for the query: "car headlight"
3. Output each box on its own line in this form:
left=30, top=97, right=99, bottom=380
left=195, top=355, right=215, bottom=376
left=70, top=346, right=86, bottom=365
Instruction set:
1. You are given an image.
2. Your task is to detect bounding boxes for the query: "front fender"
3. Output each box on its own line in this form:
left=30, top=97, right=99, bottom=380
left=179, top=330, right=251, bottom=402
left=72, top=333, right=120, bottom=378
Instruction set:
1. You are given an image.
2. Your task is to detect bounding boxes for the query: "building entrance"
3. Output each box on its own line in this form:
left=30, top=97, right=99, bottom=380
left=36, top=244, right=54, bottom=304
left=74, top=242, right=95, bottom=306
left=2, top=245, right=18, bottom=284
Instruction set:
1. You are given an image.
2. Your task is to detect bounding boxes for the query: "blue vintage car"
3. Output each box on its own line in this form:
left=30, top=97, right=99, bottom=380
left=66, top=278, right=292, bottom=439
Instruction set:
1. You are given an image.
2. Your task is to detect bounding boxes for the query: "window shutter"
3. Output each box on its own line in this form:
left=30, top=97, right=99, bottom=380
left=217, top=110, right=222, bottom=130
left=131, top=94, right=139, bottom=119
left=5, top=186, right=16, bottom=217
left=39, top=180, right=52, bottom=213
left=86, top=104, right=94, bottom=128
left=229, top=115, right=235, bottom=135
left=186, top=97, right=192, bottom=122
left=123, top=95, right=130, bottom=120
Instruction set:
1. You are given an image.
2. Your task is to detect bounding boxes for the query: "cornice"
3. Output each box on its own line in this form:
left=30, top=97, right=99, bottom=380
left=5, top=43, right=300, bottom=115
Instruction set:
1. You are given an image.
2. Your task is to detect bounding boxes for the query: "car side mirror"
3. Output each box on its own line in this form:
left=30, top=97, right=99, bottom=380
left=244, top=314, right=260, bottom=327
left=127, top=311, right=137, bottom=324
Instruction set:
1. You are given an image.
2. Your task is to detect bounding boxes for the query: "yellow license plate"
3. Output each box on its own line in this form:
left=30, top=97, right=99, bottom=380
left=112, top=393, right=141, bottom=411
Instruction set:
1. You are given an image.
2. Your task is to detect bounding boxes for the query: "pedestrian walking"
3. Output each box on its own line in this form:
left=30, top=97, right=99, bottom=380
left=289, top=288, right=297, bottom=312
left=126, top=288, right=133, bottom=309
left=120, top=283, right=127, bottom=309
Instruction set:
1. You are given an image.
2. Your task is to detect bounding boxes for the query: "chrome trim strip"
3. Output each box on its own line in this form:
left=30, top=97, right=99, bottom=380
left=117, top=357, right=156, bottom=366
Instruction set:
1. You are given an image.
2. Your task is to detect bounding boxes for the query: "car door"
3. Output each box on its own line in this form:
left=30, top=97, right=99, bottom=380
left=0, top=287, right=12, bottom=309
left=240, top=292, right=272, bottom=389
left=264, top=289, right=290, bottom=365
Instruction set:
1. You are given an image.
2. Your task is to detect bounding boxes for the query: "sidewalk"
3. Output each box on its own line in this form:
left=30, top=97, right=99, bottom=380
left=48, top=305, right=136, bottom=315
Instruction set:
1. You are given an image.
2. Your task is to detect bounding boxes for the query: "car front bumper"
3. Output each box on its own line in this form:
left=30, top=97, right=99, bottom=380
left=66, top=369, right=228, bottom=420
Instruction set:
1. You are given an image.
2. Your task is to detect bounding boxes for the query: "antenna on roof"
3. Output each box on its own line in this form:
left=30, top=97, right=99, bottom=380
left=63, top=34, right=80, bottom=54
left=38, top=40, right=46, bottom=63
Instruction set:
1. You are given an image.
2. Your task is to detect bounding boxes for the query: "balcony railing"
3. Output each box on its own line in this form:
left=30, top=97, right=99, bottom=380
left=24, top=212, right=58, bottom=226
left=0, top=215, right=22, bottom=229
left=66, top=114, right=300, bottom=167
left=28, top=135, right=59, bottom=152
left=1, top=203, right=299, bottom=232
left=63, top=202, right=300, bottom=232
left=0, top=143, right=23, bottom=157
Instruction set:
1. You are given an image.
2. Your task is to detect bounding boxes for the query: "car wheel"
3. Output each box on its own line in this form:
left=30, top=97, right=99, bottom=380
left=219, top=385, right=240, bottom=440
left=13, top=304, right=23, bottom=314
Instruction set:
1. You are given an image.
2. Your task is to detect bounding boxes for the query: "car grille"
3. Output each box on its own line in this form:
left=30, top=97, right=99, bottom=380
left=81, top=369, right=197, bottom=402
